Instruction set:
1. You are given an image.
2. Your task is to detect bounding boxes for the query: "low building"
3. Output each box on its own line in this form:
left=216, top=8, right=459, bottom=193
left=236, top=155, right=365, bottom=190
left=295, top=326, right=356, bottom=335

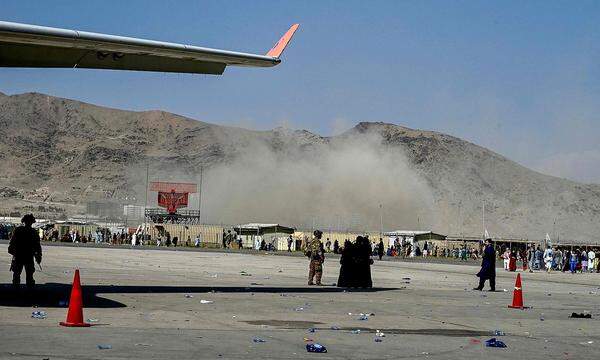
left=123, top=205, right=145, bottom=220
left=234, top=223, right=295, bottom=250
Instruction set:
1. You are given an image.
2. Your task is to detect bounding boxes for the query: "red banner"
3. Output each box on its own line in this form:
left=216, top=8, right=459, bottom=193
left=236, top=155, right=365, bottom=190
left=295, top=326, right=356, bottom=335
left=157, top=191, right=189, bottom=214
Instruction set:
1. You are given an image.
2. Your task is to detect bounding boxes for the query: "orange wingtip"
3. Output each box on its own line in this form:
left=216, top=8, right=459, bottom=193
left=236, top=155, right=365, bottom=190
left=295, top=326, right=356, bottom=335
left=266, top=23, right=299, bottom=58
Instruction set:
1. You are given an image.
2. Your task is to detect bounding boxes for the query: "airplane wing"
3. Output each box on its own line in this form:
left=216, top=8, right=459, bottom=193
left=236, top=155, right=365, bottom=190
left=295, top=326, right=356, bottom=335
left=0, top=21, right=299, bottom=75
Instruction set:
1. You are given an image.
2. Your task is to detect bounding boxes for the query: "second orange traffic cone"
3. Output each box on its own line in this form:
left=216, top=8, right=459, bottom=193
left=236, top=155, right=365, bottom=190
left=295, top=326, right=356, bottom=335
left=508, top=273, right=526, bottom=309
left=59, top=269, right=90, bottom=327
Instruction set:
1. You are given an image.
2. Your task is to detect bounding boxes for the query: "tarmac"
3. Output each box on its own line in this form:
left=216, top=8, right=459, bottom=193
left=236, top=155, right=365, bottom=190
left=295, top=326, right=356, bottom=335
left=0, top=244, right=599, bottom=359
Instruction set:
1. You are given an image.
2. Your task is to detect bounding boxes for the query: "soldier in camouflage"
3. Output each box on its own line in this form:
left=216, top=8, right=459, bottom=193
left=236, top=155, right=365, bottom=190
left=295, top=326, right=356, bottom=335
left=305, top=230, right=325, bottom=285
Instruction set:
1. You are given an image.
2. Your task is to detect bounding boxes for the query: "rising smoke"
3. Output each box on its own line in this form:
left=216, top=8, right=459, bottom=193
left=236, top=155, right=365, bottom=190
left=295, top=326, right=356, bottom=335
left=198, top=130, right=435, bottom=231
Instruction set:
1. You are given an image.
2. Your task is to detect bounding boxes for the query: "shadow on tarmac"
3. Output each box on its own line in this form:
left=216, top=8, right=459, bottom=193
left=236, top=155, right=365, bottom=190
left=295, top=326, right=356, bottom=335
left=0, top=283, right=398, bottom=308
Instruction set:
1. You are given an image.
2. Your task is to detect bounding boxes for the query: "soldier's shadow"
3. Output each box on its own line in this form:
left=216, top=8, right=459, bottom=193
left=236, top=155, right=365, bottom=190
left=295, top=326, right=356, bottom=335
left=0, top=283, right=398, bottom=308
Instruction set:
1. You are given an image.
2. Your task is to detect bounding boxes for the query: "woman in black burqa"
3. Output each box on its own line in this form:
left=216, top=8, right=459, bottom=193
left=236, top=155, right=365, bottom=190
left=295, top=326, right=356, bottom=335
left=337, top=240, right=355, bottom=287
left=337, top=237, right=374, bottom=288
left=354, top=236, right=373, bottom=288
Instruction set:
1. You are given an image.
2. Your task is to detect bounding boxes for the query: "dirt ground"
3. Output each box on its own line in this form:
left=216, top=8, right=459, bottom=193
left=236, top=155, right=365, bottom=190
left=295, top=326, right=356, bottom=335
left=0, top=244, right=599, bottom=359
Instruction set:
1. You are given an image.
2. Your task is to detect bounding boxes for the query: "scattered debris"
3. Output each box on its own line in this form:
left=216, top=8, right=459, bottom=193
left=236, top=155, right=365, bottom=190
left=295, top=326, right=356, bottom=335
left=358, top=315, right=369, bottom=321
left=306, top=343, right=327, bottom=353
left=350, top=329, right=361, bottom=334
left=402, top=277, right=411, bottom=280
left=87, top=318, right=99, bottom=323
left=294, top=307, right=305, bottom=312
left=493, top=330, right=505, bottom=336
left=184, top=294, right=194, bottom=298
left=308, top=328, right=316, bottom=333
left=570, top=313, right=592, bottom=319
left=250, top=283, right=263, bottom=286
left=252, top=337, right=266, bottom=343
left=374, top=338, right=383, bottom=343
left=200, top=300, right=214, bottom=304
left=485, top=338, right=507, bottom=348
left=303, top=337, right=314, bottom=342
left=135, top=343, right=152, bottom=347
left=31, top=311, right=47, bottom=319
left=375, top=330, right=385, bottom=338
left=97, top=344, right=112, bottom=350
left=330, top=326, right=341, bottom=330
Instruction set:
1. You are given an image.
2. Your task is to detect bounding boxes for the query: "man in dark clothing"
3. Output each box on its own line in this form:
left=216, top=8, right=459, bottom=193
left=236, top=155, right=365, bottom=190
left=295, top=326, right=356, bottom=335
left=8, top=214, right=42, bottom=288
left=333, top=240, right=339, bottom=254
left=474, top=238, right=496, bottom=291
left=377, top=239, right=385, bottom=260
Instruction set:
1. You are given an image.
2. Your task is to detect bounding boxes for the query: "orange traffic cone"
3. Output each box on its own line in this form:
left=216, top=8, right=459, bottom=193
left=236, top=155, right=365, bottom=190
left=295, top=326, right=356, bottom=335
left=59, top=269, right=90, bottom=327
left=508, top=273, right=526, bottom=309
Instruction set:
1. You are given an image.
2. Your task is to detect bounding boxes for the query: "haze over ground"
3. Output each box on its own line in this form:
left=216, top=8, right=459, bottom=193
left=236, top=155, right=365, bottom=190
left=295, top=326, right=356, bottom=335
left=1, top=92, right=599, bottom=242
left=2, top=1, right=600, bottom=183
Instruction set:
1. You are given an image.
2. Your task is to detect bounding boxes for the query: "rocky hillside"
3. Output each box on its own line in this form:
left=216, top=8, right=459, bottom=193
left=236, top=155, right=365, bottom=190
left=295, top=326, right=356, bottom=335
left=1, top=92, right=598, bottom=242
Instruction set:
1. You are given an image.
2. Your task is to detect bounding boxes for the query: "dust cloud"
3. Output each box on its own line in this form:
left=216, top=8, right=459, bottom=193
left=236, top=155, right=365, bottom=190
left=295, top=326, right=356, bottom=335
left=199, top=132, right=435, bottom=231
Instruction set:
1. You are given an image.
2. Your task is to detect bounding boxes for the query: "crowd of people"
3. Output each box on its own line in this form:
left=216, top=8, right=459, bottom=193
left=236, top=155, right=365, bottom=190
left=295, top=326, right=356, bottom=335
left=499, top=246, right=599, bottom=273
left=321, top=236, right=482, bottom=261
left=37, top=227, right=207, bottom=248
left=7, top=218, right=600, bottom=275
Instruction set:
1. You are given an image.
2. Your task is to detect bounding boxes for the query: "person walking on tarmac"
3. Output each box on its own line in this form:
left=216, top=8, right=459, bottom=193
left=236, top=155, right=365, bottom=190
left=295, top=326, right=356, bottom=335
left=474, top=238, right=496, bottom=291
left=377, top=238, right=385, bottom=260
left=304, top=230, right=325, bottom=286
left=8, top=214, right=42, bottom=289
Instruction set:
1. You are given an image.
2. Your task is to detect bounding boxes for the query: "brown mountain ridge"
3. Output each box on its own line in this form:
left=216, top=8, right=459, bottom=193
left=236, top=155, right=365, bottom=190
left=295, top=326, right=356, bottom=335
left=1, top=92, right=598, bottom=242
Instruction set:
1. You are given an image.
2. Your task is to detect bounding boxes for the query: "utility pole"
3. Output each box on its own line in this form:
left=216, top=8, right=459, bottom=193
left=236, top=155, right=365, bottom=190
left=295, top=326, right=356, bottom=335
left=458, top=203, right=462, bottom=239
left=379, top=204, right=383, bottom=237
left=482, top=200, right=485, bottom=240
left=198, top=166, right=203, bottom=224
left=144, top=163, right=149, bottom=238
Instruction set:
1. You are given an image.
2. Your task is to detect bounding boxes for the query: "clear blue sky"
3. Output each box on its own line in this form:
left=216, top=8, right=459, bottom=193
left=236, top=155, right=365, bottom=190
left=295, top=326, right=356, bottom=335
left=2, top=0, right=600, bottom=183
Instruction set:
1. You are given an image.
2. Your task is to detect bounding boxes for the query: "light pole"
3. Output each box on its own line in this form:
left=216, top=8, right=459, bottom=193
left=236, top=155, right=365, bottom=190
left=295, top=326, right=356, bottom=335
left=379, top=204, right=383, bottom=237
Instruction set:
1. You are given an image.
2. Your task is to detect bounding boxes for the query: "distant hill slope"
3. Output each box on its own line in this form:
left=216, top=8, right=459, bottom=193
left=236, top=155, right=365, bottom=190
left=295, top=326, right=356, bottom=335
left=1, top=92, right=598, bottom=242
